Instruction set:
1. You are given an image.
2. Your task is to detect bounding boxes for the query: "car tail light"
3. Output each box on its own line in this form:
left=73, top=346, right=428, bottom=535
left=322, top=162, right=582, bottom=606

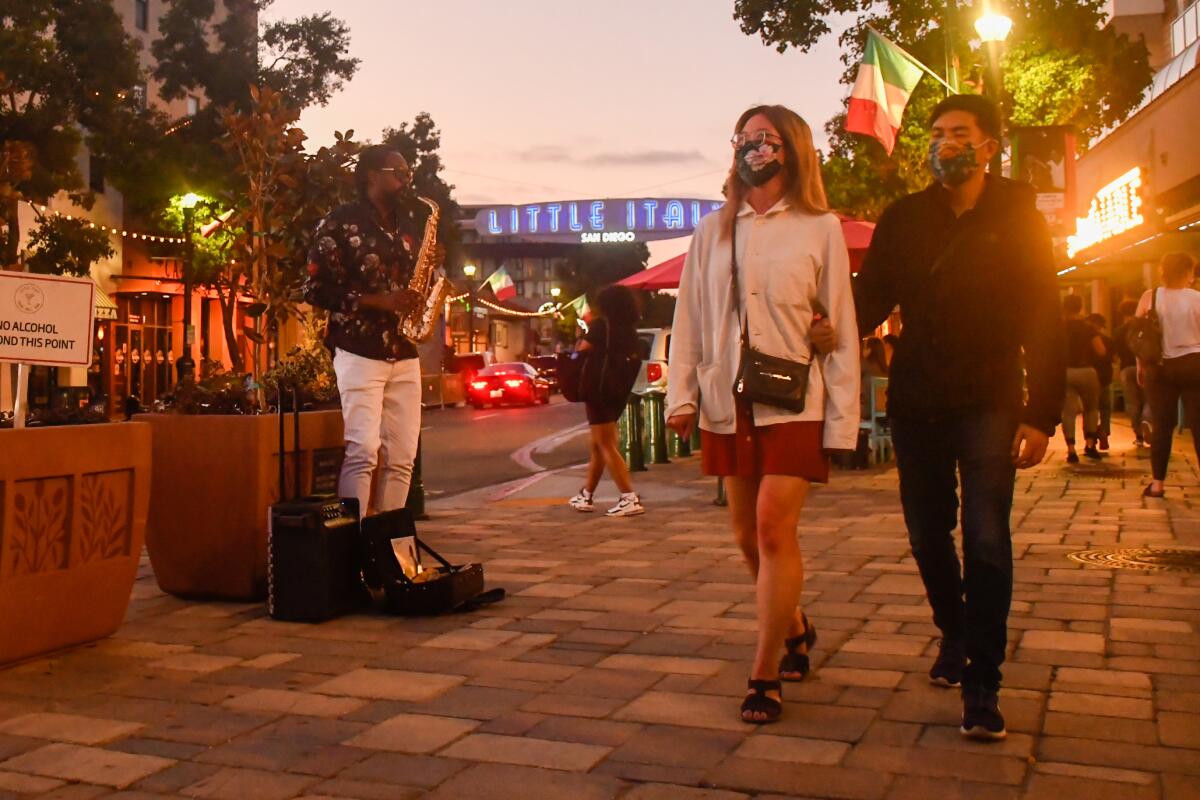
left=646, top=363, right=663, bottom=382
left=505, top=379, right=524, bottom=388
left=471, top=380, right=488, bottom=390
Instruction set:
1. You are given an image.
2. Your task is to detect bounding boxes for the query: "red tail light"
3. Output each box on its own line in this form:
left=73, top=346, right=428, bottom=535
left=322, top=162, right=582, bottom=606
left=504, top=379, right=524, bottom=388
left=646, top=363, right=663, bottom=382
left=471, top=380, right=488, bottom=390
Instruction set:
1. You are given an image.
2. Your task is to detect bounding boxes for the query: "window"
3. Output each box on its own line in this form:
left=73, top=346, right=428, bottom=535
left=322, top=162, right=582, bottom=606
left=88, top=155, right=105, bottom=194
left=186, top=95, right=199, bottom=116
left=1172, top=2, right=1199, bottom=57
left=134, top=0, right=149, bottom=32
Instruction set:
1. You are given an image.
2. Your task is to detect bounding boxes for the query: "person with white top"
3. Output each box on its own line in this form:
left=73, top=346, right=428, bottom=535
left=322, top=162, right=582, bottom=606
left=666, top=104, right=859, bottom=724
left=1136, top=252, right=1200, bottom=498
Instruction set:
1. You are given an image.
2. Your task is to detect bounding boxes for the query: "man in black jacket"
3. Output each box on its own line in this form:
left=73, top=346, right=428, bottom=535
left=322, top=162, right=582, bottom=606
left=855, top=94, right=1065, bottom=742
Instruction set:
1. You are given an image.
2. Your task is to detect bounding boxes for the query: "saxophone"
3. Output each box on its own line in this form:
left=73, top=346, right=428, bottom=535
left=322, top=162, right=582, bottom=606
left=399, top=196, right=450, bottom=344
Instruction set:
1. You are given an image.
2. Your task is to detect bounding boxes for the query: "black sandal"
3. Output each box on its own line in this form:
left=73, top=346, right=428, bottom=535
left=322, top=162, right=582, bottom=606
left=741, top=679, right=783, bottom=724
left=779, top=614, right=818, bottom=682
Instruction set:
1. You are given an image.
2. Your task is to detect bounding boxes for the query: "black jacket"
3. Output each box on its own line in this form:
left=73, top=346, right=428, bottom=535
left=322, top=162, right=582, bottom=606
left=855, top=177, right=1065, bottom=434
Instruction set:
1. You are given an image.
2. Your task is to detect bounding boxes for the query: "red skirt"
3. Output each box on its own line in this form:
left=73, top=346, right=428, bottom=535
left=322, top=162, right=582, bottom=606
left=701, top=399, right=829, bottom=483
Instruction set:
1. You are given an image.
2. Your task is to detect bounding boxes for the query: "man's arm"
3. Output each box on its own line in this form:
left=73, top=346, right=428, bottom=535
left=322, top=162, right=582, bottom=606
left=853, top=204, right=900, bottom=335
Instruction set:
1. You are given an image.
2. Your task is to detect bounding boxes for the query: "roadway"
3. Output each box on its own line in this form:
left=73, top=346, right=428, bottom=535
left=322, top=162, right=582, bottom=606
left=418, top=394, right=592, bottom=498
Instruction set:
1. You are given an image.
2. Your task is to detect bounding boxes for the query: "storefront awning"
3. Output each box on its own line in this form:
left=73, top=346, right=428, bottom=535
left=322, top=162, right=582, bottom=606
left=93, top=282, right=118, bottom=320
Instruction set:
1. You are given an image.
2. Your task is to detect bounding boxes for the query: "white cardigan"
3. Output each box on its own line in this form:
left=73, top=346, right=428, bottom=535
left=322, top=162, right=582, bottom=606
left=665, top=199, right=861, bottom=451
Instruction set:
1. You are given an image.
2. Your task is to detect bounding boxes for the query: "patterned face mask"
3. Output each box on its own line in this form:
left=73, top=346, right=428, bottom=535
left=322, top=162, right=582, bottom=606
left=928, top=139, right=987, bottom=186
left=737, top=141, right=782, bottom=187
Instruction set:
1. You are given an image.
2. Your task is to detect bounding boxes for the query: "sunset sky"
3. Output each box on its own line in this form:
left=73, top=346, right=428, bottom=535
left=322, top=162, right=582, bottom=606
left=269, top=1, right=852, bottom=261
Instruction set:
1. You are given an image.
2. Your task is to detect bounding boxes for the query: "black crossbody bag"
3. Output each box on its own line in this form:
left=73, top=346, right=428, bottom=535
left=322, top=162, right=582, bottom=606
left=730, top=222, right=812, bottom=412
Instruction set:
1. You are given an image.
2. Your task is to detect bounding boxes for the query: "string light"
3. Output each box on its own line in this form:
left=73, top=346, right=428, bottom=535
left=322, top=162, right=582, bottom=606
left=446, top=291, right=558, bottom=317
left=26, top=201, right=187, bottom=244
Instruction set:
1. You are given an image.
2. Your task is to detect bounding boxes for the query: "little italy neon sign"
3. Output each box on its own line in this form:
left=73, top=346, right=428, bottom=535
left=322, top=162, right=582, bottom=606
left=1067, top=167, right=1144, bottom=258
left=473, top=198, right=724, bottom=244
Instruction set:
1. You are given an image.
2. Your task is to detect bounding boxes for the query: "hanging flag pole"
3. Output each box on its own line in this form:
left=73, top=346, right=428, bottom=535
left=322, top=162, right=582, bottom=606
left=846, top=27, right=957, bottom=154
left=866, top=26, right=957, bottom=93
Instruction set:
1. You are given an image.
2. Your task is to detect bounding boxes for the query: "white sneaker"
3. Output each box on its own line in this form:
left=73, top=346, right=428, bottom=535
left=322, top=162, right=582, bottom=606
left=606, top=493, right=644, bottom=517
left=569, top=489, right=595, bottom=512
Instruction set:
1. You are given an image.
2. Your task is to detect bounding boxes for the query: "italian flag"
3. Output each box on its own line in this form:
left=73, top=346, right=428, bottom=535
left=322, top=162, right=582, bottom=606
left=484, top=265, right=516, bottom=301
left=845, top=28, right=926, bottom=154
left=564, top=293, right=592, bottom=323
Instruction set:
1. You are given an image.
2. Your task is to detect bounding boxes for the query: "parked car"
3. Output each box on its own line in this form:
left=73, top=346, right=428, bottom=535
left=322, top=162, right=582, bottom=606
left=451, top=351, right=494, bottom=388
left=468, top=362, right=551, bottom=408
left=526, top=355, right=560, bottom=393
left=633, top=327, right=670, bottom=394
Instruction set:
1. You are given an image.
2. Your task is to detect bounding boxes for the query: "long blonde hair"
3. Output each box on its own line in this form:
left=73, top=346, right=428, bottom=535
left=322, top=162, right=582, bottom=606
left=719, top=104, right=829, bottom=238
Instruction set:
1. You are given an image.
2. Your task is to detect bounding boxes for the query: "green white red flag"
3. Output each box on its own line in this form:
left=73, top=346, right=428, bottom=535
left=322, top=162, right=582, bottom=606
left=564, top=293, right=592, bottom=322
left=484, top=265, right=516, bottom=301
left=845, top=29, right=927, bottom=154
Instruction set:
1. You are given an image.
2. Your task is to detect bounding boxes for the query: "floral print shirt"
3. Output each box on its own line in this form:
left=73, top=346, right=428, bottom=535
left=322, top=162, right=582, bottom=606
left=305, top=198, right=426, bottom=361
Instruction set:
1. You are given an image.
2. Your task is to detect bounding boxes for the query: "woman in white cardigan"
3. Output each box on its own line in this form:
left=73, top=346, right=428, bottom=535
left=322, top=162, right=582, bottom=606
left=666, top=105, right=860, bottom=723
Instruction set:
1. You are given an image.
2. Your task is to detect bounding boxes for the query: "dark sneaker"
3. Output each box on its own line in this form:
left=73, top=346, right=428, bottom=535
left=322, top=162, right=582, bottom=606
left=961, top=687, right=1007, bottom=741
left=1066, top=451, right=1080, bottom=465
left=929, top=639, right=965, bottom=687
left=1083, top=445, right=1103, bottom=460
left=1099, top=434, right=1110, bottom=451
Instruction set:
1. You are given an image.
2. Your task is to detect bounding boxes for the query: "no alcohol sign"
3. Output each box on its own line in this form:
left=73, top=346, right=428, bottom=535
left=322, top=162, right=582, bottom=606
left=0, top=271, right=95, bottom=368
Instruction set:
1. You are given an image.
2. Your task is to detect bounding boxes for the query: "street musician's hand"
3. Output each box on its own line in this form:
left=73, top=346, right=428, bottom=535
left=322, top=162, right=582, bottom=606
left=361, top=289, right=422, bottom=314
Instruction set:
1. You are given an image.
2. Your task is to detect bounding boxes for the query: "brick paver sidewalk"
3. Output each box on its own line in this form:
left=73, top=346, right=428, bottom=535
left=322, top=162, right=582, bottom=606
left=0, top=424, right=1197, bottom=799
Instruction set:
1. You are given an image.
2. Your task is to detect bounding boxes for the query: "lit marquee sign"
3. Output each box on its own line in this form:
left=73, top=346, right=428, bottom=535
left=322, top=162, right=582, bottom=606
left=1067, top=167, right=1144, bottom=258
left=473, top=198, right=724, bottom=244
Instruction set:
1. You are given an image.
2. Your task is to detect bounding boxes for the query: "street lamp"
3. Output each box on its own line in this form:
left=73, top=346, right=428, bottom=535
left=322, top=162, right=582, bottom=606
left=177, top=192, right=201, bottom=383
left=550, top=286, right=561, bottom=299
left=462, top=264, right=477, bottom=352
left=975, top=5, right=1013, bottom=176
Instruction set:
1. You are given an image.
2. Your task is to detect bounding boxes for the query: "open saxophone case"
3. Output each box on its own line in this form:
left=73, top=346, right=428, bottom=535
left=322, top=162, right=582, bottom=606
left=360, top=508, right=505, bottom=616
left=267, top=386, right=369, bottom=622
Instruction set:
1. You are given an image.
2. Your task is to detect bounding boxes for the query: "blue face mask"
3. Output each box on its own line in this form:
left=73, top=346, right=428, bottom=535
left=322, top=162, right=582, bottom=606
left=928, top=140, right=981, bottom=186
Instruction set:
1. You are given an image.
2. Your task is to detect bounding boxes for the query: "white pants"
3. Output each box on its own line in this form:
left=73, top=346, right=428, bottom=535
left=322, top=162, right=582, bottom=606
left=333, top=349, right=422, bottom=514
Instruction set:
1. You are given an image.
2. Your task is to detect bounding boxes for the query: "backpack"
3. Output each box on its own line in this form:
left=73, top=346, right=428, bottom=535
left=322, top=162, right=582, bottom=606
left=1125, top=288, right=1163, bottom=365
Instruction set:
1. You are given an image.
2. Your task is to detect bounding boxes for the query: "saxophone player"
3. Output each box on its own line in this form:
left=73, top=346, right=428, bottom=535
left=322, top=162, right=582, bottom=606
left=304, top=145, right=429, bottom=514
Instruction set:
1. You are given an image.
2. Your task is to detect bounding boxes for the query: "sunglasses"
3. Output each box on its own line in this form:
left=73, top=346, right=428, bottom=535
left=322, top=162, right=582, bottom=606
left=731, top=131, right=783, bottom=149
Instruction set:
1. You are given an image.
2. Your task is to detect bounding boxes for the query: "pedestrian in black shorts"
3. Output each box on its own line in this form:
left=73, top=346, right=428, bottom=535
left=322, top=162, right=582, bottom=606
left=568, top=285, right=645, bottom=517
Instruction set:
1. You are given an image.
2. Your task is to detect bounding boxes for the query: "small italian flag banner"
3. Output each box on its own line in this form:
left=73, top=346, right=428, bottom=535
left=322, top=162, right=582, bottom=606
left=483, top=265, right=516, bottom=301
left=564, top=293, right=592, bottom=323
left=845, top=28, right=927, bottom=154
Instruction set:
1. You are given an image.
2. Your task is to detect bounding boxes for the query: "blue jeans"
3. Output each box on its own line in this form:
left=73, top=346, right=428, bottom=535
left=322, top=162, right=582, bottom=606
left=891, top=410, right=1017, bottom=692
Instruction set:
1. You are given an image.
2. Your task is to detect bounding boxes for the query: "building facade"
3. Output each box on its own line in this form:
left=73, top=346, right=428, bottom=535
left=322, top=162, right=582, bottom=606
left=3, top=0, right=257, bottom=416
left=1062, top=0, right=1200, bottom=319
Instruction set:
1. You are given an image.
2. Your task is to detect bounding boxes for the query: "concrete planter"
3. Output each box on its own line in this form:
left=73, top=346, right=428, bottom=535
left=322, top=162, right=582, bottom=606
left=0, top=423, right=151, bottom=666
left=136, top=410, right=344, bottom=601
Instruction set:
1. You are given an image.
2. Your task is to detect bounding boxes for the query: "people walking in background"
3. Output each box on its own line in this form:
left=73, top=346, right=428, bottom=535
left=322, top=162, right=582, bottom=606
left=1138, top=252, right=1200, bottom=498
left=1086, top=313, right=1115, bottom=451
left=855, top=94, right=1064, bottom=741
left=1062, top=295, right=1105, bottom=464
left=667, top=104, right=858, bottom=724
left=860, top=336, right=889, bottom=421
left=568, top=285, right=645, bottom=517
left=1113, top=300, right=1149, bottom=446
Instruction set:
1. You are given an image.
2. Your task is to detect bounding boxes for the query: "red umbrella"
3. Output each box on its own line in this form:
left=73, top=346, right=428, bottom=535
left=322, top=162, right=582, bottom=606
left=618, top=216, right=876, bottom=291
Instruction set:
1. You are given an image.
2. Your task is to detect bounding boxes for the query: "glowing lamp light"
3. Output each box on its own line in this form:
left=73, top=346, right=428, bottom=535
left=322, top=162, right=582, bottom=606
left=1067, top=167, right=1144, bottom=258
left=550, top=286, right=562, bottom=298
left=179, top=192, right=202, bottom=209
left=975, top=10, right=1013, bottom=43
left=462, top=264, right=477, bottom=278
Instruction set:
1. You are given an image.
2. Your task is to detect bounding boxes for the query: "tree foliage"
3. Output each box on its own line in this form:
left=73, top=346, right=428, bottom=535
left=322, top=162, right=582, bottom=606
left=22, top=215, right=115, bottom=277
left=734, top=0, right=1153, bottom=219
left=0, top=1, right=147, bottom=264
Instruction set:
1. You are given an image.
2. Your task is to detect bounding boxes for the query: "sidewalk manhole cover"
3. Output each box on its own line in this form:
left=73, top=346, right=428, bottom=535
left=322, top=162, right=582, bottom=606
left=1068, top=547, right=1200, bottom=573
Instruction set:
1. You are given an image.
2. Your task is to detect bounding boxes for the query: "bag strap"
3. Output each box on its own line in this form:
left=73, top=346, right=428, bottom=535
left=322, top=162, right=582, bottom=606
left=730, top=220, right=749, bottom=347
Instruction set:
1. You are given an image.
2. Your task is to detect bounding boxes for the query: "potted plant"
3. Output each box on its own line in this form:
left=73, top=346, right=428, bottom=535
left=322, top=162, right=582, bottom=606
left=0, top=420, right=152, bottom=665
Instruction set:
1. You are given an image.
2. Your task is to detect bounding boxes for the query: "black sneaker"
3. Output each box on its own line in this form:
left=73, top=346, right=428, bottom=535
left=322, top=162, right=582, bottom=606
left=961, top=687, right=1007, bottom=741
left=1083, top=445, right=1103, bottom=460
left=929, top=639, right=965, bottom=687
left=1066, top=451, right=1080, bottom=465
